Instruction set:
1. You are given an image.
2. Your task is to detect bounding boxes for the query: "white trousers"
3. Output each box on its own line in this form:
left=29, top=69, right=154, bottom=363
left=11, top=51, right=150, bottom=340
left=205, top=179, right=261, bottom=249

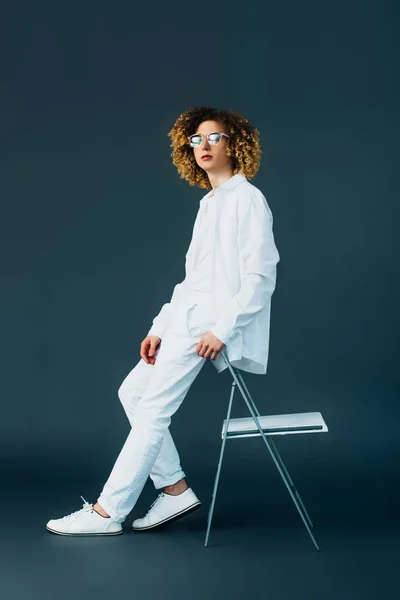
left=97, top=301, right=217, bottom=523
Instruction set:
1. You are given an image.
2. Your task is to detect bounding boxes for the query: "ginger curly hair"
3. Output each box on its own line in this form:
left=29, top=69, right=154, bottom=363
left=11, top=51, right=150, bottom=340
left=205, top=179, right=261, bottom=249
left=168, top=105, right=262, bottom=190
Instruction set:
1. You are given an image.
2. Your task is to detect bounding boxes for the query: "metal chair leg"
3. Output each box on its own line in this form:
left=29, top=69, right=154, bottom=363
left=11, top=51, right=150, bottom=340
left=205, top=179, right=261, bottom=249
left=217, top=349, right=321, bottom=552
left=234, top=368, right=315, bottom=529
left=204, top=380, right=236, bottom=547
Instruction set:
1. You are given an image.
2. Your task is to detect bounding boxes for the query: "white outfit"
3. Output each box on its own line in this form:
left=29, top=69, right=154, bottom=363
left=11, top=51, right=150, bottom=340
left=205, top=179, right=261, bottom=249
left=97, top=172, right=280, bottom=523
left=147, top=172, right=280, bottom=375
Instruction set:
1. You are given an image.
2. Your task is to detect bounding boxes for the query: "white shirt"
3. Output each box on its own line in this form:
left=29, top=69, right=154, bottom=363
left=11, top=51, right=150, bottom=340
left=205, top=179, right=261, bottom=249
left=147, top=172, right=280, bottom=375
left=189, top=190, right=215, bottom=294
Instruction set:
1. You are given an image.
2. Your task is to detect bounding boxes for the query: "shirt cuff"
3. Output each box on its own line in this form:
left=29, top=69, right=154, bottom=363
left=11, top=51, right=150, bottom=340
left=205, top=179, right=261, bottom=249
left=147, top=325, right=166, bottom=339
left=210, top=326, right=234, bottom=346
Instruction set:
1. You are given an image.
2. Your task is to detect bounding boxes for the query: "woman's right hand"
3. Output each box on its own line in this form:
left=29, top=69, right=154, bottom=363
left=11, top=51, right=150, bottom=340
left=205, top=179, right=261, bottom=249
left=140, top=335, right=161, bottom=365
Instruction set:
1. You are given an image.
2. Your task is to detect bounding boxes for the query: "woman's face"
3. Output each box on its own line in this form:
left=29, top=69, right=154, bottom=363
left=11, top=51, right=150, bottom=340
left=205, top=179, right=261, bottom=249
left=191, top=120, right=232, bottom=175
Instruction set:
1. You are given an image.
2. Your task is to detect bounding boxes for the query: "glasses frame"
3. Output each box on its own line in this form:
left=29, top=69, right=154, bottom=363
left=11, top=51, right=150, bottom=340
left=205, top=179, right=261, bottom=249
left=187, top=132, right=230, bottom=147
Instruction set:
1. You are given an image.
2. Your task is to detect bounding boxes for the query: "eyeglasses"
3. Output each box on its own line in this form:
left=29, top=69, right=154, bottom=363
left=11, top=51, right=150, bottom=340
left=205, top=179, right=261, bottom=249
left=187, top=132, right=230, bottom=147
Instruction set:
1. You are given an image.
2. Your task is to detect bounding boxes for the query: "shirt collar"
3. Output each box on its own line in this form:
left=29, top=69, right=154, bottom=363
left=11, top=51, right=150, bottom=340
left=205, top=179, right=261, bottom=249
left=201, top=172, right=247, bottom=201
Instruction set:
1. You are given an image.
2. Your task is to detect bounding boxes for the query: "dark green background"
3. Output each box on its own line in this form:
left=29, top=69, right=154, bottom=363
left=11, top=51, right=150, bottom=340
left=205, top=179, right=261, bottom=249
left=1, top=0, right=398, bottom=598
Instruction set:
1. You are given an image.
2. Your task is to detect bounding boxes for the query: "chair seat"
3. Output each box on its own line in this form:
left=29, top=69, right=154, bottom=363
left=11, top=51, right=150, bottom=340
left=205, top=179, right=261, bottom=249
left=221, top=411, right=328, bottom=439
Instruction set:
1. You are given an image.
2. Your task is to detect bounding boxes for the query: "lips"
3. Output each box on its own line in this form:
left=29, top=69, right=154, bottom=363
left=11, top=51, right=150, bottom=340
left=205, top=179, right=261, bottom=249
left=201, top=155, right=212, bottom=159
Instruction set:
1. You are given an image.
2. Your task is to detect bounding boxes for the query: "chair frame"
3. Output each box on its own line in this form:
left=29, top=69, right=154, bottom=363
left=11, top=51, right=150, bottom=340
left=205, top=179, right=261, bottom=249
left=204, top=348, right=322, bottom=551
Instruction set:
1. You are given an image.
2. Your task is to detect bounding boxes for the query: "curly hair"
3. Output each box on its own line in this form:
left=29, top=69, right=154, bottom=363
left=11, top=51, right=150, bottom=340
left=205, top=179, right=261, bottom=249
left=168, top=105, right=262, bottom=190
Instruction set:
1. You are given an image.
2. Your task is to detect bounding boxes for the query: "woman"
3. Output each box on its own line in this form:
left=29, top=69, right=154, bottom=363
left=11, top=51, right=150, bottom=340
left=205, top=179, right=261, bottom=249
left=46, top=105, right=280, bottom=536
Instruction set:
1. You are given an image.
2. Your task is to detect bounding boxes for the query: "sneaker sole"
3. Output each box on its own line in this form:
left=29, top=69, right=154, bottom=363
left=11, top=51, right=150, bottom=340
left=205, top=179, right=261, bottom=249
left=46, top=525, right=123, bottom=536
left=132, top=501, right=201, bottom=531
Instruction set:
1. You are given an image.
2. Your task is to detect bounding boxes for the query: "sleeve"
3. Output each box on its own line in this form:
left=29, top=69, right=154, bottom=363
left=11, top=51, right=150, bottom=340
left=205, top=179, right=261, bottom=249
left=147, top=203, right=203, bottom=339
left=210, top=192, right=280, bottom=345
left=146, top=279, right=188, bottom=339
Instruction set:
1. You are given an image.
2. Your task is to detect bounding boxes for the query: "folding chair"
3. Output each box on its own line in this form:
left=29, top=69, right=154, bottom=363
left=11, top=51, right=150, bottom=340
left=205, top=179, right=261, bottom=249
left=204, top=348, right=328, bottom=551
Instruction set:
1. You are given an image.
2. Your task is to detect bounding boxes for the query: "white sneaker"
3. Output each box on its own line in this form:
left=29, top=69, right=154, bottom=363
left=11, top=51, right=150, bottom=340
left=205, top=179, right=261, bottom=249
left=132, top=487, right=201, bottom=531
left=46, top=495, right=123, bottom=536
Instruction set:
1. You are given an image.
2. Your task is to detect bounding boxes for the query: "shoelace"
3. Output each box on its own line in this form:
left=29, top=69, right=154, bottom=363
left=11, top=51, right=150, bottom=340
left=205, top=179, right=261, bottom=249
left=63, top=495, right=93, bottom=521
left=147, top=492, right=165, bottom=513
